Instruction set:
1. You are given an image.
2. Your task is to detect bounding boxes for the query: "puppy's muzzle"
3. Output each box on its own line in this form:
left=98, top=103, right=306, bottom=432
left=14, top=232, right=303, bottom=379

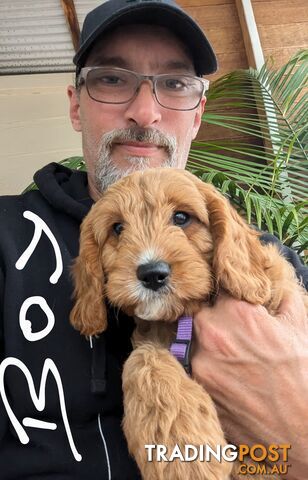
left=137, top=261, right=170, bottom=291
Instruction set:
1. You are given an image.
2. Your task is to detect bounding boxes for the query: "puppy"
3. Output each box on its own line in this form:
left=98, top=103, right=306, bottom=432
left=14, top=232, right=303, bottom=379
left=70, top=168, right=307, bottom=480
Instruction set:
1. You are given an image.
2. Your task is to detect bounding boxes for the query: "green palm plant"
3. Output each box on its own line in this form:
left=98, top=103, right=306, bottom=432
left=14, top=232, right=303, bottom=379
left=188, top=50, right=308, bottom=260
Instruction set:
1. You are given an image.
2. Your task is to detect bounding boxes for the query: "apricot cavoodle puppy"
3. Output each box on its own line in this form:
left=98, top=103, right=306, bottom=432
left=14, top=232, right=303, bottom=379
left=70, top=168, right=307, bottom=480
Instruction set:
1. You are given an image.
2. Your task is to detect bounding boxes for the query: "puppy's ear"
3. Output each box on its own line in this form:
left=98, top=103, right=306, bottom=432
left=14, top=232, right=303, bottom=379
left=197, top=181, right=272, bottom=305
left=70, top=208, right=108, bottom=336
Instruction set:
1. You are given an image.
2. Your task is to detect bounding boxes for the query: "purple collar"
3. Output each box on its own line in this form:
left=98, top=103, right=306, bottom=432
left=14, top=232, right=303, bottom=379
left=170, top=315, right=193, bottom=374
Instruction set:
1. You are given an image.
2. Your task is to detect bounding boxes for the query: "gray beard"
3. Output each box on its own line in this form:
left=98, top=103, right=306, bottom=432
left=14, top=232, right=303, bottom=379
left=94, top=127, right=178, bottom=193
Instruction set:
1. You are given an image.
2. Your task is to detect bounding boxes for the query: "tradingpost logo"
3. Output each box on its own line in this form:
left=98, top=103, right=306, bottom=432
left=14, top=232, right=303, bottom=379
left=145, top=443, right=292, bottom=476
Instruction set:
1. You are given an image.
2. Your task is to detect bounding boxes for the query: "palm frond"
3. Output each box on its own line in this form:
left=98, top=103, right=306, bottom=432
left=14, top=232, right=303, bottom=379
left=188, top=50, right=308, bottom=260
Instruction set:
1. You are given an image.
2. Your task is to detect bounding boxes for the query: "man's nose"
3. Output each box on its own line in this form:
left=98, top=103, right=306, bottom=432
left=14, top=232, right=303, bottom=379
left=124, top=82, right=162, bottom=127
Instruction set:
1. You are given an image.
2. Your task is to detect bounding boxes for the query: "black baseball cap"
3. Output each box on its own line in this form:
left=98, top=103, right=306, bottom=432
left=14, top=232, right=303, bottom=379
left=73, top=0, right=217, bottom=75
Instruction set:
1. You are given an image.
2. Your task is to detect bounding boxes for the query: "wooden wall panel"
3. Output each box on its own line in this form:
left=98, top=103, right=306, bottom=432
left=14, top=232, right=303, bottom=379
left=177, top=0, right=249, bottom=80
left=252, top=0, right=307, bottom=24
left=178, top=0, right=308, bottom=74
left=252, top=0, right=308, bottom=68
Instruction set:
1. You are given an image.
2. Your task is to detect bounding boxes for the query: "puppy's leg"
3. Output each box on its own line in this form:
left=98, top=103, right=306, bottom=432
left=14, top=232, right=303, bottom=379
left=122, top=343, right=232, bottom=480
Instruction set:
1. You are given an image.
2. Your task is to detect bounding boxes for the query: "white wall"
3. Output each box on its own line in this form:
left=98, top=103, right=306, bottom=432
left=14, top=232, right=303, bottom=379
left=0, top=72, right=82, bottom=195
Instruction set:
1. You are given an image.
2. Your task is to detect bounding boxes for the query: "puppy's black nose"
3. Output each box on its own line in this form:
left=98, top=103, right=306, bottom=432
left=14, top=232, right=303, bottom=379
left=137, top=262, right=170, bottom=291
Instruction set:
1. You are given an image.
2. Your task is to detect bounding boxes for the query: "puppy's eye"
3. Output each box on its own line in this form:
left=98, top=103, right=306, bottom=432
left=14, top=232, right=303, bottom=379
left=113, top=222, right=124, bottom=235
left=172, top=211, right=191, bottom=227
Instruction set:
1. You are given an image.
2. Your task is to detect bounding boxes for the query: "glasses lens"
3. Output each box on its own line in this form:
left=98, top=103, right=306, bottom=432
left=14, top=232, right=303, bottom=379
left=155, top=75, right=204, bottom=110
left=86, top=68, right=138, bottom=104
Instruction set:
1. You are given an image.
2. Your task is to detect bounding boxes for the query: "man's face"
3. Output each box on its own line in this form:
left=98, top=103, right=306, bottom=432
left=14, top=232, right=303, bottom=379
left=68, top=24, right=205, bottom=199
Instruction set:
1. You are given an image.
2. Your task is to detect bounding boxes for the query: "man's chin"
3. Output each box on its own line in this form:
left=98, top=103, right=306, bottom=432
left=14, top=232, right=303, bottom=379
left=113, top=152, right=171, bottom=170
left=95, top=152, right=177, bottom=193
left=119, top=156, right=152, bottom=170
left=94, top=157, right=151, bottom=193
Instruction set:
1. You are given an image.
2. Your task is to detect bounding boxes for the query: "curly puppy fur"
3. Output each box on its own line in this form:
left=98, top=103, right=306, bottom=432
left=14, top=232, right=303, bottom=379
left=70, top=168, right=307, bottom=480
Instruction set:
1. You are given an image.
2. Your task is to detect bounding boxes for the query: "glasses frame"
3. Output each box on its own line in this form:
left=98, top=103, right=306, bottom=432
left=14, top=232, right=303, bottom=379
left=77, top=66, right=209, bottom=111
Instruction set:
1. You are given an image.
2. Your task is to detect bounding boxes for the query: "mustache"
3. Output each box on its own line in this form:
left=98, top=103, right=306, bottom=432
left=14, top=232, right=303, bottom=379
left=94, top=127, right=178, bottom=193
left=99, top=127, right=176, bottom=155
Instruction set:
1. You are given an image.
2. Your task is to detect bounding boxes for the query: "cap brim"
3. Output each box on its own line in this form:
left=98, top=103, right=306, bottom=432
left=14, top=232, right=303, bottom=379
left=73, top=3, right=217, bottom=75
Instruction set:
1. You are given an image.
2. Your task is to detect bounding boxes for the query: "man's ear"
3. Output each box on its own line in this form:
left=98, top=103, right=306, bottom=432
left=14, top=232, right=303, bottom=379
left=192, top=96, right=206, bottom=140
left=67, top=85, right=82, bottom=132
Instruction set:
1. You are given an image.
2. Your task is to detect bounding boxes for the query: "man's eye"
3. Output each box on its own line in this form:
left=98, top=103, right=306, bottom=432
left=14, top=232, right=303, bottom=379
left=98, top=75, right=122, bottom=85
left=113, top=223, right=124, bottom=235
left=172, top=211, right=191, bottom=227
left=164, top=78, right=187, bottom=90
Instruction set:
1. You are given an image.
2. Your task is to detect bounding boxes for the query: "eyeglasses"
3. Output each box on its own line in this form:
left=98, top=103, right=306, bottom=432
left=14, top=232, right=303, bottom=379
left=78, top=67, right=209, bottom=111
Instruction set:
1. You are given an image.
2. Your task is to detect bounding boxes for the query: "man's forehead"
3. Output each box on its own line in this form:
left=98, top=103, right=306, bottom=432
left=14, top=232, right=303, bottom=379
left=85, top=24, right=195, bottom=72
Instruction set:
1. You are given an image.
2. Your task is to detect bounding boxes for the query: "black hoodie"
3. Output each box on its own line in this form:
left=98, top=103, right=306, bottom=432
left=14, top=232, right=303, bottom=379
left=0, top=163, right=307, bottom=480
left=0, top=163, right=140, bottom=479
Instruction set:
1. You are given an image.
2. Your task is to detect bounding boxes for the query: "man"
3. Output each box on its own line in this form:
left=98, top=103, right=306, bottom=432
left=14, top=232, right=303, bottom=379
left=0, top=0, right=307, bottom=479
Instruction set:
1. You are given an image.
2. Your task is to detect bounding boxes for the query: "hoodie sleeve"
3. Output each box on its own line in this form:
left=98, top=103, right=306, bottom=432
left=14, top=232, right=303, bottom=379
left=260, top=233, right=308, bottom=290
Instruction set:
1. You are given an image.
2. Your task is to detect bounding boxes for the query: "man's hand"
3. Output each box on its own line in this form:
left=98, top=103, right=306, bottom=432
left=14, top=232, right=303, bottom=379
left=192, top=292, right=308, bottom=479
